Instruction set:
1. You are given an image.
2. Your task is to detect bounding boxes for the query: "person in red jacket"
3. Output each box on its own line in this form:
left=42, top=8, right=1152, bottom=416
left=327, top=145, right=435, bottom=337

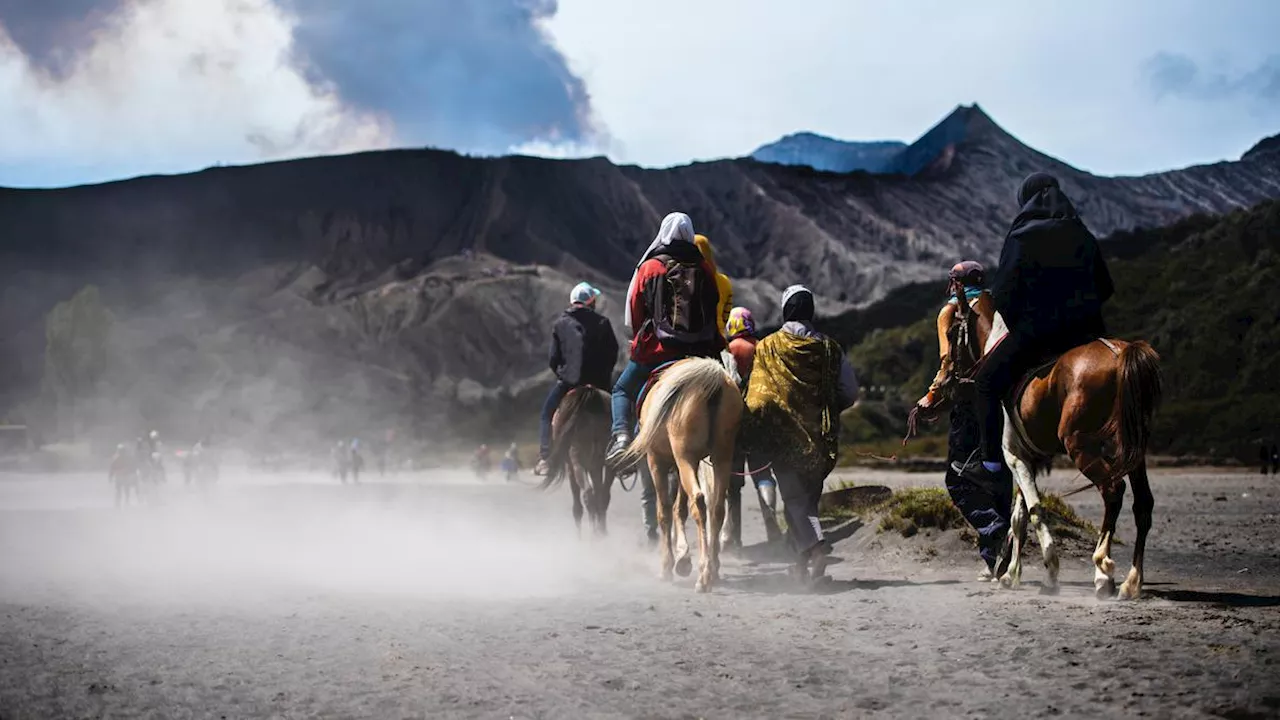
left=606, top=211, right=725, bottom=466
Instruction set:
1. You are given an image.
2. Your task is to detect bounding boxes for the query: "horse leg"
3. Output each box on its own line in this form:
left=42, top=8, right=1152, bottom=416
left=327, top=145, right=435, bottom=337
left=595, top=466, right=614, bottom=537
left=704, top=448, right=732, bottom=591
left=720, top=477, right=740, bottom=552
left=1091, top=478, right=1125, bottom=599
left=650, top=456, right=676, bottom=581
left=568, top=463, right=585, bottom=538
left=1065, top=431, right=1126, bottom=599
left=675, top=455, right=713, bottom=592
left=1000, top=413, right=1059, bottom=593
left=672, top=473, right=692, bottom=578
left=1118, top=462, right=1153, bottom=601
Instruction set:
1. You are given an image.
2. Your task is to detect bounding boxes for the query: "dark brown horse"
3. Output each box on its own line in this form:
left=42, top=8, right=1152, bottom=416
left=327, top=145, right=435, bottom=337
left=912, top=283, right=1162, bottom=600
left=539, top=387, right=615, bottom=536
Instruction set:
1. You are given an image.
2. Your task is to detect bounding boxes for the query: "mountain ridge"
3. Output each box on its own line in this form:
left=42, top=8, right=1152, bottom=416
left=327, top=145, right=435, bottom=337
left=3, top=105, right=1279, bottom=447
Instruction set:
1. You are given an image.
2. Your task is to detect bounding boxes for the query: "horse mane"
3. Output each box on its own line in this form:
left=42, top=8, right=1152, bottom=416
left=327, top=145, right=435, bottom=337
left=540, top=387, right=610, bottom=490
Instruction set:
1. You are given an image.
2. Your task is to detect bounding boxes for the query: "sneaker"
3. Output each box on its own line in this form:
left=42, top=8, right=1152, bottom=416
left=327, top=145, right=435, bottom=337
left=605, top=433, right=632, bottom=468
left=533, top=458, right=549, bottom=476
left=949, top=459, right=1002, bottom=494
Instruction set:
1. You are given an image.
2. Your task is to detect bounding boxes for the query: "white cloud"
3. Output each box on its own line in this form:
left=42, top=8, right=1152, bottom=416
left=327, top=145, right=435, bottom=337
left=0, top=0, right=390, bottom=187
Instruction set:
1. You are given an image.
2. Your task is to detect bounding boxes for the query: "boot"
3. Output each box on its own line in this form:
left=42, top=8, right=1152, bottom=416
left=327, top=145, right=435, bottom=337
left=606, top=433, right=631, bottom=469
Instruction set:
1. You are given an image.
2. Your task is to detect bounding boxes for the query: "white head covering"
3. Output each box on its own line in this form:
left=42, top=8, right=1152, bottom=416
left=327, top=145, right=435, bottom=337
left=781, top=284, right=811, bottom=309
left=624, top=212, right=695, bottom=332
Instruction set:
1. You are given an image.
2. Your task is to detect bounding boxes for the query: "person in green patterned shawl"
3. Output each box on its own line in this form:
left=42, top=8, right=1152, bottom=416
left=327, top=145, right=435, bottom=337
left=744, top=285, right=859, bottom=582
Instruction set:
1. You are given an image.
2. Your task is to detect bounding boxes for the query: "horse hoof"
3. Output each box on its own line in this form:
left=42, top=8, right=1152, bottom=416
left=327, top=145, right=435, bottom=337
left=1095, top=579, right=1116, bottom=600
left=999, top=573, right=1018, bottom=590
left=695, top=580, right=710, bottom=594
left=1117, top=583, right=1141, bottom=601
left=1038, top=583, right=1060, bottom=596
left=675, top=557, right=692, bottom=577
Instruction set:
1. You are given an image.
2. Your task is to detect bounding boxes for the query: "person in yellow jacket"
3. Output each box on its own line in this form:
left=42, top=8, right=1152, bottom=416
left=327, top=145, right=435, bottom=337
left=693, top=234, right=733, bottom=338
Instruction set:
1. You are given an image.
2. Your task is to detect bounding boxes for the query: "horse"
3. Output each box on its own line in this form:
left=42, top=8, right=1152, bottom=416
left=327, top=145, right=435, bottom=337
left=616, top=356, right=743, bottom=593
left=108, top=448, right=140, bottom=507
left=910, top=285, right=1162, bottom=600
left=539, top=387, right=615, bottom=536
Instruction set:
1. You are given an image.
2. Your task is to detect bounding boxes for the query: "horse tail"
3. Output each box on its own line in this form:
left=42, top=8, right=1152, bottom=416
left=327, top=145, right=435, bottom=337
left=539, top=388, right=608, bottom=490
left=617, top=358, right=727, bottom=470
left=1109, top=340, right=1163, bottom=476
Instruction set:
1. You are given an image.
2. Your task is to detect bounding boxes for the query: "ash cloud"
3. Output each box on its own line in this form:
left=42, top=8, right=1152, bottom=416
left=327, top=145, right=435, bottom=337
left=0, top=0, right=603, bottom=186
left=276, top=0, right=601, bottom=152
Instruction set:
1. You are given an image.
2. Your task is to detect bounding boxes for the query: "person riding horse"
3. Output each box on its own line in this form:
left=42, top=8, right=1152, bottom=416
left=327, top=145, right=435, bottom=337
left=535, top=282, right=619, bottom=476
left=743, top=285, right=858, bottom=583
left=915, top=261, right=1015, bottom=579
left=606, top=212, right=724, bottom=466
left=693, top=234, right=733, bottom=340
left=952, top=173, right=1115, bottom=488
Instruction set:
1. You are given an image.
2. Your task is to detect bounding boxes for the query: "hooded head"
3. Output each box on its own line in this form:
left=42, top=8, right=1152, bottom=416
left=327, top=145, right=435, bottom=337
left=569, top=281, right=601, bottom=309
left=1017, top=172, right=1059, bottom=206
left=781, top=284, right=815, bottom=323
left=625, top=211, right=697, bottom=331
left=641, top=212, right=695, bottom=265
left=693, top=234, right=716, bottom=272
left=725, top=306, right=756, bottom=339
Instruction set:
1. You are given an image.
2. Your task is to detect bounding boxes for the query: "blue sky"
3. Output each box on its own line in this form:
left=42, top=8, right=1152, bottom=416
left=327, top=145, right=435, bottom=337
left=1, top=0, right=1278, bottom=188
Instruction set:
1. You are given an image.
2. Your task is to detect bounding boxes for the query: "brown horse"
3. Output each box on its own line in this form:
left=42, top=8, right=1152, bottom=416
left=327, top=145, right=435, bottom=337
left=913, top=285, right=1162, bottom=600
left=539, top=387, right=615, bottom=536
left=617, top=357, right=743, bottom=592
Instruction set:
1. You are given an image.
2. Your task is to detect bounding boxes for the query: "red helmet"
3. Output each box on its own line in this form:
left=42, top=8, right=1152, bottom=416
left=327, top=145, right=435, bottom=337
left=948, top=260, right=985, bottom=288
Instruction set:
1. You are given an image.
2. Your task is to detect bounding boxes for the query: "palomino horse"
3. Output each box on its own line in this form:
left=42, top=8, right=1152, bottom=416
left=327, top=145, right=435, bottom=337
left=539, top=387, right=615, bottom=536
left=912, top=285, right=1162, bottom=600
left=617, top=357, right=743, bottom=592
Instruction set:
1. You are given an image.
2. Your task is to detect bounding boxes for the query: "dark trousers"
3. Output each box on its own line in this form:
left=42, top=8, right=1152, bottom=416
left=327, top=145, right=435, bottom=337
left=946, top=402, right=1013, bottom=569
left=539, top=380, right=573, bottom=460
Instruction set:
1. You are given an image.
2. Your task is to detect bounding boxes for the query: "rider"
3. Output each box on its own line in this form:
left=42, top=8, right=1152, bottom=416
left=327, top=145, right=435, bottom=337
left=535, top=281, right=620, bottom=476
left=953, top=173, right=1115, bottom=487
left=605, top=212, right=725, bottom=466
left=725, top=306, right=758, bottom=383
left=744, top=285, right=858, bottom=582
left=693, top=234, right=733, bottom=339
left=915, top=261, right=1014, bottom=579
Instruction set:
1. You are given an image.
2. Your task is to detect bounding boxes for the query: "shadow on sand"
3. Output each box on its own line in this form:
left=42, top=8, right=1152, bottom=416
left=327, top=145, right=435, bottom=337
left=1146, top=588, right=1280, bottom=608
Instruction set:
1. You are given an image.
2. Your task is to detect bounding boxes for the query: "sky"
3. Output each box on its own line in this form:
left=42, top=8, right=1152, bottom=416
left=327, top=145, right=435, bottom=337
left=1, top=0, right=1278, bottom=188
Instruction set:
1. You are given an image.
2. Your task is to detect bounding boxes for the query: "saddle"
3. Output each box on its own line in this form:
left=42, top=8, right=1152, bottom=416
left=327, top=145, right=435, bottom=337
left=1001, top=337, right=1121, bottom=459
left=634, top=360, right=681, bottom=425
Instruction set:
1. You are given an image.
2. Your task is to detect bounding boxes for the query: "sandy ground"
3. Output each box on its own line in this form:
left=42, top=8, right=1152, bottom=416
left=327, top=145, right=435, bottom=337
left=1, top=465, right=1278, bottom=719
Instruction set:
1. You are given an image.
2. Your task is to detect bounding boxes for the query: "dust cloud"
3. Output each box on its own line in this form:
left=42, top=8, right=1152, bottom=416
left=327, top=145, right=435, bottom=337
left=0, top=468, right=652, bottom=610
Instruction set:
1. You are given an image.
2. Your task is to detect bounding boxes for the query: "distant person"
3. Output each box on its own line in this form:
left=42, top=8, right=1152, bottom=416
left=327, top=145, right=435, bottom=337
left=473, top=444, right=492, bottom=479
left=954, top=172, right=1115, bottom=489
left=535, top=282, right=619, bottom=476
left=1272, top=444, right=1279, bottom=475
left=503, top=442, right=521, bottom=482
left=915, top=260, right=1014, bottom=579
left=1263, top=445, right=1271, bottom=476
left=693, top=234, right=734, bottom=340
left=607, top=211, right=724, bottom=466
left=743, top=285, right=858, bottom=583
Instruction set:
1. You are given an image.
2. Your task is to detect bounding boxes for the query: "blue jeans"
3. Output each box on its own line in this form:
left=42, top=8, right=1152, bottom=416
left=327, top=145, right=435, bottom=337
left=539, top=380, right=572, bottom=460
left=611, top=360, right=656, bottom=436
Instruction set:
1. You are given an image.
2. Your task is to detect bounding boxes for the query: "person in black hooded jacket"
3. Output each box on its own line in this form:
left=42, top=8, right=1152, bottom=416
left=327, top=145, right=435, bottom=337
left=953, top=172, right=1115, bottom=486
left=535, top=282, right=620, bottom=475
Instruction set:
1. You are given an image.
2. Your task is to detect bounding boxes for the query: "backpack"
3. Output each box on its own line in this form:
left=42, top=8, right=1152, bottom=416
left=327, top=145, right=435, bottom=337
left=649, top=254, right=716, bottom=347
